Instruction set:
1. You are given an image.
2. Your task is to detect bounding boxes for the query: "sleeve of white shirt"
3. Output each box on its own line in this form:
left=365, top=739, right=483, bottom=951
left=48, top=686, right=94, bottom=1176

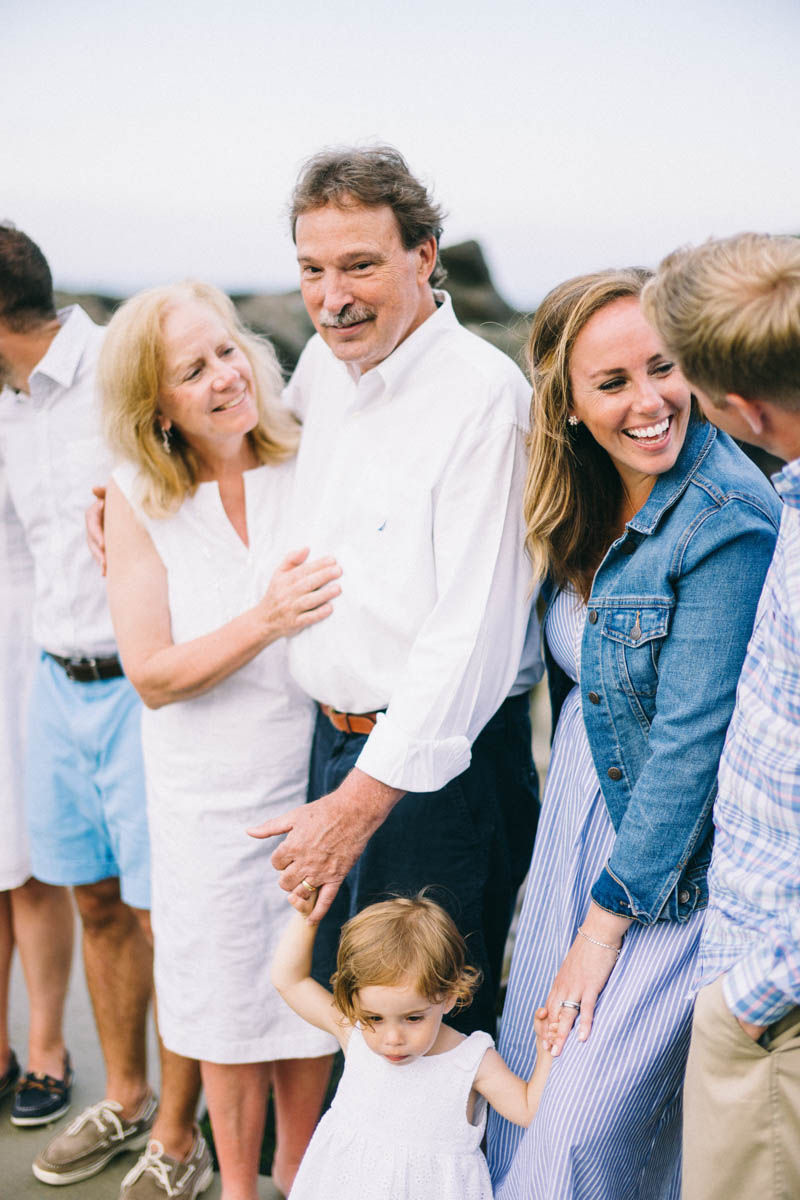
left=0, top=444, right=33, bottom=595
left=354, top=409, right=534, bottom=793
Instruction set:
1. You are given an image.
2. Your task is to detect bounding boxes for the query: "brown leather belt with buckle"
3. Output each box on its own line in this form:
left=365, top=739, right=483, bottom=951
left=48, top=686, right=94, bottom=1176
left=46, top=653, right=124, bottom=683
left=320, top=704, right=381, bottom=736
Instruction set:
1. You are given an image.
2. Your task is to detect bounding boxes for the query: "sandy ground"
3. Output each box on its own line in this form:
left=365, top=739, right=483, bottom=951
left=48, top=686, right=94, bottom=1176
left=1, top=683, right=551, bottom=1200
left=3, top=948, right=283, bottom=1199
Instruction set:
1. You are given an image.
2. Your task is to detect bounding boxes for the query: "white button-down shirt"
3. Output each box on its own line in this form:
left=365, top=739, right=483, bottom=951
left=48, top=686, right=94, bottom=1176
left=0, top=306, right=116, bottom=658
left=286, top=292, right=542, bottom=793
left=0, top=461, right=34, bottom=886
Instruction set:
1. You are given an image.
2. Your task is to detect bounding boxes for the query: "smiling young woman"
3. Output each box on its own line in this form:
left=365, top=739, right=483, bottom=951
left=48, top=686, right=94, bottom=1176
left=567, top=294, right=692, bottom=518
left=488, top=267, right=781, bottom=1200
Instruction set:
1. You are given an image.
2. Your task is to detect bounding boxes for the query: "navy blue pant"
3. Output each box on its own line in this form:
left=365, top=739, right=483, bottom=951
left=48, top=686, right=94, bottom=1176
left=308, top=693, right=539, bottom=1036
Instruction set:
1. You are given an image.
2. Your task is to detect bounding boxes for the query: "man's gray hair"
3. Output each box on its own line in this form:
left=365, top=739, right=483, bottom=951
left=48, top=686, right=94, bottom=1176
left=289, top=145, right=447, bottom=286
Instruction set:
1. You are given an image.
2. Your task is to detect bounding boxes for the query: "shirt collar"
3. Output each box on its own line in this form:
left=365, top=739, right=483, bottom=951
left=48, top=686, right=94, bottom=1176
left=342, top=289, right=457, bottom=400
left=773, top=456, right=800, bottom=509
left=627, top=415, right=717, bottom=536
left=29, top=305, right=96, bottom=393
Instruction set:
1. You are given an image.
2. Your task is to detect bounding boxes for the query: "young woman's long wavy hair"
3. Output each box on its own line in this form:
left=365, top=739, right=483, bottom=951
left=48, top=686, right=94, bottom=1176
left=99, top=281, right=299, bottom=517
left=523, top=268, right=653, bottom=602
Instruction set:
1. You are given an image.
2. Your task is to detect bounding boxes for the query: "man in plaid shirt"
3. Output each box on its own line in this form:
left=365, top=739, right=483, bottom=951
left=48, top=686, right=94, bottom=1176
left=644, top=233, right=800, bottom=1200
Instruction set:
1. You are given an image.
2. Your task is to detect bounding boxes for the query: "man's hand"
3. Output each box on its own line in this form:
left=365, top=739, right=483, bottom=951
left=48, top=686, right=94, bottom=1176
left=86, top=485, right=107, bottom=574
left=736, top=1015, right=768, bottom=1042
left=248, top=768, right=404, bottom=923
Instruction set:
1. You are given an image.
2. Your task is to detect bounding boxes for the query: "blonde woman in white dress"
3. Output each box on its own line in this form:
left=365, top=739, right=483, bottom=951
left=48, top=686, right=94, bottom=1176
left=99, top=282, right=342, bottom=1200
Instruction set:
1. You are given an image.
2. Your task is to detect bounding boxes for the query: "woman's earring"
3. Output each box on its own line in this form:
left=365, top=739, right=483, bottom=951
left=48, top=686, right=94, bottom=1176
left=160, top=425, right=172, bottom=454
left=567, top=415, right=579, bottom=427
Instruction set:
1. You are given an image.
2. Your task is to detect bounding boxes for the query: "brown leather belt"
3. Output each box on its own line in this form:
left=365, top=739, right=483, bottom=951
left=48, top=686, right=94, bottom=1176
left=321, top=704, right=381, bottom=735
left=46, top=653, right=124, bottom=683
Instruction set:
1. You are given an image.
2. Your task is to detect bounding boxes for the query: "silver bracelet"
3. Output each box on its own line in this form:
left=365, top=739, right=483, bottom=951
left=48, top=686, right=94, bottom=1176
left=577, top=925, right=622, bottom=958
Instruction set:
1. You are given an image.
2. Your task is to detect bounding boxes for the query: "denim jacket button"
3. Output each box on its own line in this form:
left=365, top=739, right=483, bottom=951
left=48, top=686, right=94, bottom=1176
left=588, top=691, right=601, bottom=705
left=678, top=890, right=691, bottom=904
left=588, top=610, right=598, bottom=624
left=607, top=766, right=622, bottom=781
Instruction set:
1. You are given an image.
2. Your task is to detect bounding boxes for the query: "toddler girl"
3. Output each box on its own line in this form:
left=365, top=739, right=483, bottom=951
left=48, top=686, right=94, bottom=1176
left=271, top=891, right=552, bottom=1199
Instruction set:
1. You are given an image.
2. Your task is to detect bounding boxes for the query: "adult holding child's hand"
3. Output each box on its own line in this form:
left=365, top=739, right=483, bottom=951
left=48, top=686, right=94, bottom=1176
left=488, top=269, right=782, bottom=1199
left=249, top=768, right=403, bottom=924
left=100, top=282, right=341, bottom=1200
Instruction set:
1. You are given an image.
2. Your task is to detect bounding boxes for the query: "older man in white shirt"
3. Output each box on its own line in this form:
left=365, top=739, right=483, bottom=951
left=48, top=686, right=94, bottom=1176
left=253, top=147, right=542, bottom=1035
left=0, top=225, right=205, bottom=1199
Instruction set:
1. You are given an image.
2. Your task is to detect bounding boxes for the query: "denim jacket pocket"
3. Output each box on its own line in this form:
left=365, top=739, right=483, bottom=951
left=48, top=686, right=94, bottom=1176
left=601, top=603, right=673, bottom=700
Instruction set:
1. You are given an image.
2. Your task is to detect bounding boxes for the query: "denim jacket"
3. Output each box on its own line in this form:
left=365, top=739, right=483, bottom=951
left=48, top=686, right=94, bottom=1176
left=543, top=418, right=781, bottom=925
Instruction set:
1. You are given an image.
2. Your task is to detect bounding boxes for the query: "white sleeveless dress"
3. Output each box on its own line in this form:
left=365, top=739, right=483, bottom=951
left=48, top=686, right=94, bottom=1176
left=289, top=1026, right=495, bottom=1200
left=114, top=459, right=336, bottom=1064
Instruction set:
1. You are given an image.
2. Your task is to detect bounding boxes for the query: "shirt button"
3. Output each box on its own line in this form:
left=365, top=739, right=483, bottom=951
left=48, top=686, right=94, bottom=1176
left=588, top=610, right=598, bottom=624
left=607, top=767, right=622, bottom=781
left=678, top=890, right=691, bottom=904
left=588, top=691, right=601, bottom=705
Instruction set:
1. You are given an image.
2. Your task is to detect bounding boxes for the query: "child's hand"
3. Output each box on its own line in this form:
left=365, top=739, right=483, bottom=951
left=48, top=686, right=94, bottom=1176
left=287, top=889, right=317, bottom=919
left=533, top=1006, right=549, bottom=1038
left=533, top=1006, right=556, bottom=1058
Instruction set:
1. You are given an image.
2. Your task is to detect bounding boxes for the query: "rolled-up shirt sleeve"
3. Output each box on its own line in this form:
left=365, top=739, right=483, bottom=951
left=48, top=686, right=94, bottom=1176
left=723, top=910, right=800, bottom=1025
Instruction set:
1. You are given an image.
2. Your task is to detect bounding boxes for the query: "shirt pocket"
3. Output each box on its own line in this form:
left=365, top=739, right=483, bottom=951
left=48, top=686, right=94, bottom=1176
left=601, top=603, right=672, bottom=700
left=343, top=469, right=432, bottom=577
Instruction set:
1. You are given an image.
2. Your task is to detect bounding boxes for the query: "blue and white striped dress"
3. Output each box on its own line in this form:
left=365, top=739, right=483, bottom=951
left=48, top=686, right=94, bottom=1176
left=488, top=589, right=704, bottom=1199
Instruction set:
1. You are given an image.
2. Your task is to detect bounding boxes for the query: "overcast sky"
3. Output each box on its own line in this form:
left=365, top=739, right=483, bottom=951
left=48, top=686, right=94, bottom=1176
left=4, top=0, right=799, bottom=309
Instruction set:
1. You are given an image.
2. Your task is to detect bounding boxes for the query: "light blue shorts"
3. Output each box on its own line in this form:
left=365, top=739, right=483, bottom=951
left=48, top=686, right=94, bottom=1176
left=25, top=652, right=150, bottom=908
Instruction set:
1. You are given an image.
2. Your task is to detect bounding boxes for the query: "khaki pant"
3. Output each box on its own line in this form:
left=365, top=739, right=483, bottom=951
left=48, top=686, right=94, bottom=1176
left=683, top=975, right=800, bottom=1200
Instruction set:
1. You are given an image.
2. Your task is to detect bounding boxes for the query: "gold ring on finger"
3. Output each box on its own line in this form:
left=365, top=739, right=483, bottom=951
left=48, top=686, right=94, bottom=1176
left=300, top=878, right=318, bottom=895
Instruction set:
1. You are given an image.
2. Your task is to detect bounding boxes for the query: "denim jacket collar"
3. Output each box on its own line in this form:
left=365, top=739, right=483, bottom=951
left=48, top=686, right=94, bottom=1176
left=540, top=417, right=717, bottom=615
left=626, top=416, right=716, bottom=537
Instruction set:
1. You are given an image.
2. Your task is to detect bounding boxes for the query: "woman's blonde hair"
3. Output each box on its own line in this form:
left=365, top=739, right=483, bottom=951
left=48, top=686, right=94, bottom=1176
left=99, top=281, right=299, bottom=516
left=331, top=893, right=481, bottom=1028
left=523, top=267, right=653, bottom=602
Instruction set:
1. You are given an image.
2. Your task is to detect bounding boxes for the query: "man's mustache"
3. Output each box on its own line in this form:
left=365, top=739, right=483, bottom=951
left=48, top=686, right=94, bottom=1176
left=319, top=304, right=376, bottom=329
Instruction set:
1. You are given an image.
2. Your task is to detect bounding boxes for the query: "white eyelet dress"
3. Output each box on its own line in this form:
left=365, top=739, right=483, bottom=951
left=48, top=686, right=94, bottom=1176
left=289, top=1026, right=495, bottom=1200
left=113, top=459, right=336, bottom=1064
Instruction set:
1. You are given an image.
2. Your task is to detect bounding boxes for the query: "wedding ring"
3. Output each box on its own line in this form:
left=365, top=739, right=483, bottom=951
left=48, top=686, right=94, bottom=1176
left=299, top=878, right=318, bottom=895
left=560, top=1000, right=581, bottom=1011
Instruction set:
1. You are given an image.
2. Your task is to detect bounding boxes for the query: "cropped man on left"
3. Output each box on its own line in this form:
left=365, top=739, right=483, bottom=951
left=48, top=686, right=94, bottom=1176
left=0, top=456, right=75, bottom=1132
left=0, top=224, right=208, bottom=1200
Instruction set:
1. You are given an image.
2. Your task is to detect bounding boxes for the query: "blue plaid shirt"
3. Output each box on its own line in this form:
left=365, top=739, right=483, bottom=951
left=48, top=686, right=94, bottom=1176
left=696, top=456, right=800, bottom=1025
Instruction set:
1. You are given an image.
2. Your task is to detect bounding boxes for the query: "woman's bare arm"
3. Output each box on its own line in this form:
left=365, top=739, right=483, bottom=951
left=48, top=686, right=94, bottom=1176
left=105, top=479, right=341, bottom=708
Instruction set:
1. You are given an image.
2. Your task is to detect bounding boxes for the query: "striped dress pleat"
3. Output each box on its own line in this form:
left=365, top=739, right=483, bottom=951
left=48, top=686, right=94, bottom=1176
left=487, top=590, right=703, bottom=1200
